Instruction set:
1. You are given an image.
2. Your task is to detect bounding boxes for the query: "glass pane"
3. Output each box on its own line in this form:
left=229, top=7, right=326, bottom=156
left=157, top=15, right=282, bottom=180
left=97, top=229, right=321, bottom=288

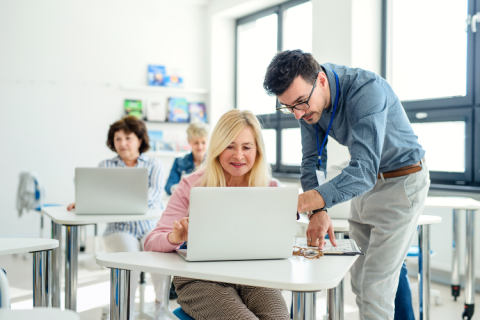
left=283, top=2, right=312, bottom=52
left=389, top=0, right=468, bottom=101
left=237, top=14, right=278, bottom=115
left=411, top=121, right=465, bottom=173
left=262, top=129, right=276, bottom=165
left=281, top=128, right=302, bottom=166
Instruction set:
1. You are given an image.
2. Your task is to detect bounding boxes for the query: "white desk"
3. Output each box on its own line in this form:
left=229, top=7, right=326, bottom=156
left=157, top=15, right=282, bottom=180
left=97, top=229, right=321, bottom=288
left=0, top=308, right=79, bottom=320
left=424, top=197, right=480, bottom=320
left=0, top=238, right=58, bottom=256
left=296, top=214, right=442, bottom=320
left=97, top=251, right=357, bottom=320
left=0, top=238, right=58, bottom=307
left=41, top=206, right=162, bottom=311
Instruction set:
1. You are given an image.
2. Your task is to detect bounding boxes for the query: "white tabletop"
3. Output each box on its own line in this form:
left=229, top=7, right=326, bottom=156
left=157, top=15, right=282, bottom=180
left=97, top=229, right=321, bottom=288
left=425, top=197, right=480, bottom=210
left=42, top=206, right=163, bottom=225
left=0, top=238, right=59, bottom=255
left=0, top=308, right=79, bottom=320
left=97, top=251, right=357, bottom=292
left=296, top=214, right=441, bottom=231
left=418, top=215, right=442, bottom=225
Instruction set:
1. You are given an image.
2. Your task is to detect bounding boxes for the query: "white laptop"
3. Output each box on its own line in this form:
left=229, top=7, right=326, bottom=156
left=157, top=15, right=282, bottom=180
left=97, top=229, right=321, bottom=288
left=75, top=168, right=148, bottom=215
left=176, top=187, right=298, bottom=261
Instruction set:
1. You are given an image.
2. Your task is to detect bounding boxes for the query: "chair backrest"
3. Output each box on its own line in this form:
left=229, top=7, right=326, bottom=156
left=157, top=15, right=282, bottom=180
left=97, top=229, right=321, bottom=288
left=0, top=269, right=10, bottom=309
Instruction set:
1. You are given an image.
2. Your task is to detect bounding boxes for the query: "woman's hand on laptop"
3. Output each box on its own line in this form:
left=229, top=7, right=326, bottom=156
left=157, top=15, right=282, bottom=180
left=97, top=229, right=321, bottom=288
left=67, top=203, right=75, bottom=211
left=168, top=217, right=189, bottom=244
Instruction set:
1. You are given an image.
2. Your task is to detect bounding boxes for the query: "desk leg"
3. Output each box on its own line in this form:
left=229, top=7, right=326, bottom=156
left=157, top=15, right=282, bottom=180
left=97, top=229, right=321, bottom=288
left=51, top=221, right=62, bottom=308
left=451, top=209, right=461, bottom=301
left=419, top=224, right=430, bottom=320
left=110, top=268, right=131, bottom=320
left=326, top=232, right=345, bottom=320
left=65, top=225, right=78, bottom=311
left=463, top=210, right=475, bottom=320
left=32, top=250, right=52, bottom=307
left=293, top=292, right=316, bottom=320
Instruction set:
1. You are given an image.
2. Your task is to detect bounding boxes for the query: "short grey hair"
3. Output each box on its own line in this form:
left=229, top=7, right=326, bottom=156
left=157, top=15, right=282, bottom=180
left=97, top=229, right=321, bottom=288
left=187, top=122, right=209, bottom=140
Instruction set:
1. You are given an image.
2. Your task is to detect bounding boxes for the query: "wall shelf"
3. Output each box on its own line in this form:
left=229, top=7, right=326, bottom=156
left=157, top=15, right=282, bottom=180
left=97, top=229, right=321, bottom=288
left=121, top=84, right=208, bottom=95
left=146, top=151, right=189, bottom=158
left=145, top=121, right=208, bottom=125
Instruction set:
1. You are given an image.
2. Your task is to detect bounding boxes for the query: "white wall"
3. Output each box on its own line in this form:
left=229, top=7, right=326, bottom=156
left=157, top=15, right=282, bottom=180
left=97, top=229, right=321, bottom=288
left=0, top=0, right=208, bottom=237
left=312, top=0, right=382, bottom=165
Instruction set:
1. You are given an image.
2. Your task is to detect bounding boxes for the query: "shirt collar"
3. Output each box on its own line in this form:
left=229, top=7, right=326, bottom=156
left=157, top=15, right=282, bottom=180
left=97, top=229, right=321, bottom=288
left=112, top=153, right=146, bottom=166
left=321, top=65, right=338, bottom=114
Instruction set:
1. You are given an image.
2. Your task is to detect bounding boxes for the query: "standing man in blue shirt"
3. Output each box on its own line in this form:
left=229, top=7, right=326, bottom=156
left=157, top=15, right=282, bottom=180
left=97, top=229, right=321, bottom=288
left=263, top=50, right=430, bottom=320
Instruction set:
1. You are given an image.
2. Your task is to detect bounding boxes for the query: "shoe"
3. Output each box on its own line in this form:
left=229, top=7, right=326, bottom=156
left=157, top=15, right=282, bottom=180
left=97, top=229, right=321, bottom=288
left=169, top=283, right=178, bottom=300
left=154, top=301, right=170, bottom=320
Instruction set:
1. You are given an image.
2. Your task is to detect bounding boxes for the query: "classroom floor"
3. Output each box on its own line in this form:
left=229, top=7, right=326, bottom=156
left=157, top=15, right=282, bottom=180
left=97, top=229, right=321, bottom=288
left=1, top=253, right=479, bottom=320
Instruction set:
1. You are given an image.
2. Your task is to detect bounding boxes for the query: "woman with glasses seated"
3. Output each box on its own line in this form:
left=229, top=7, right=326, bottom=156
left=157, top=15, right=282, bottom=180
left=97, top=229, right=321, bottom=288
left=145, top=110, right=290, bottom=320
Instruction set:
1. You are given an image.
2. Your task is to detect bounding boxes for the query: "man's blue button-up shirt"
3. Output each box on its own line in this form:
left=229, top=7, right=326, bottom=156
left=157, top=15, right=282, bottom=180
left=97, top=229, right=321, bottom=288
left=300, top=63, right=425, bottom=208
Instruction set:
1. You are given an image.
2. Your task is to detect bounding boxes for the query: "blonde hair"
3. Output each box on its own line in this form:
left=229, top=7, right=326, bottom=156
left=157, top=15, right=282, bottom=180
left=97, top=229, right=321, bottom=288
left=196, top=109, right=271, bottom=187
left=187, top=122, right=209, bottom=140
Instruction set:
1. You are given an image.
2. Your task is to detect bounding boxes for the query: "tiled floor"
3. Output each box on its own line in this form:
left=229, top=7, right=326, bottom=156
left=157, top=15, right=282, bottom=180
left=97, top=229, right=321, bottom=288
left=1, top=253, right=479, bottom=319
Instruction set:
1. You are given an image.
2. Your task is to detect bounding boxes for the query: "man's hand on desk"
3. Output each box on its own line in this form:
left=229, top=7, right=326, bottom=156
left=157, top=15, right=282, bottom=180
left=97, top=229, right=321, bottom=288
left=168, top=217, right=189, bottom=245
left=306, top=210, right=337, bottom=249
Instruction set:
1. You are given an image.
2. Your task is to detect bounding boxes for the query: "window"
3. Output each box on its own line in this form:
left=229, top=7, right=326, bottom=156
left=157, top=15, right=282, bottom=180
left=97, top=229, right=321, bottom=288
left=384, top=0, right=479, bottom=188
left=236, top=0, right=312, bottom=174
left=387, top=0, right=468, bottom=102
left=236, top=13, right=278, bottom=115
left=410, top=121, right=466, bottom=173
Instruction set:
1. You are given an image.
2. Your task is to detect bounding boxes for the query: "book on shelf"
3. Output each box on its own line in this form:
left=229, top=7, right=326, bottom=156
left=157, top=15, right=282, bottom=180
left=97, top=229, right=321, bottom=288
left=147, top=65, right=166, bottom=86
left=148, top=130, right=176, bottom=152
left=168, top=97, right=189, bottom=123
left=188, top=102, right=207, bottom=123
left=124, top=99, right=143, bottom=119
left=146, top=99, right=167, bottom=122
left=164, top=68, right=183, bottom=88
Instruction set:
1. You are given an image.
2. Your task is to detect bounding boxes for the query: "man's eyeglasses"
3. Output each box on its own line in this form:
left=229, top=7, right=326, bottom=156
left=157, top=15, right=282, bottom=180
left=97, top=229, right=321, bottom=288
left=277, top=73, right=318, bottom=114
left=292, top=246, right=324, bottom=259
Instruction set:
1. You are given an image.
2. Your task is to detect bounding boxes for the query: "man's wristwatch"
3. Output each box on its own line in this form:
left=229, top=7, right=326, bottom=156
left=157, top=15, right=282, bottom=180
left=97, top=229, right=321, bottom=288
left=307, top=207, right=327, bottom=220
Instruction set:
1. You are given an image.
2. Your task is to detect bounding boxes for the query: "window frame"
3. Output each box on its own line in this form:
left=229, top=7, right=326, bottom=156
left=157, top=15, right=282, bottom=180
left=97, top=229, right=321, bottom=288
left=237, top=0, right=480, bottom=189
left=383, top=0, right=479, bottom=189
left=405, top=108, right=474, bottom=183
left=383, top=0, right=475, bottom=111
left=235, top=0, right=310, bottom=175
left=475, top=107, right=480, bottom=183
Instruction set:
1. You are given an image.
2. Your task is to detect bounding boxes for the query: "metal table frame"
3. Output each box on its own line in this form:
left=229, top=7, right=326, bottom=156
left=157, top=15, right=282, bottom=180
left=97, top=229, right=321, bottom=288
left=107, top=271, right=346, bottom=320
left=0, top=239, right=57, bottom=308
left=450, top=209, right=476, bottom=320
left=320, top=222, right=437, bottom=320
left=51, top=222, right=79, bottom=310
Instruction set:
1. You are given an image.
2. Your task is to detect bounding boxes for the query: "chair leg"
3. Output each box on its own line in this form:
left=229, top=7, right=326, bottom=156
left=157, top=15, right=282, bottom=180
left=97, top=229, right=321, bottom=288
left=163, top=276, right=182, bottom=320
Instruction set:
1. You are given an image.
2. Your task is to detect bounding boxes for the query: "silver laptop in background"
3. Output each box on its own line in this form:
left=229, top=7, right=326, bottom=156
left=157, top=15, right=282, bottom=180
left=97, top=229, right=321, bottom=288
left=176, top=187, right=298, bottom=261
left=75, top=168, right=148, bottom=215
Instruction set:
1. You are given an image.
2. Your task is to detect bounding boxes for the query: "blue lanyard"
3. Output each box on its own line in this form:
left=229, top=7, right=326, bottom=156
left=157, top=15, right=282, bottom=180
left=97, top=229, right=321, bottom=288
left=315, top=69, right=340, bottom=169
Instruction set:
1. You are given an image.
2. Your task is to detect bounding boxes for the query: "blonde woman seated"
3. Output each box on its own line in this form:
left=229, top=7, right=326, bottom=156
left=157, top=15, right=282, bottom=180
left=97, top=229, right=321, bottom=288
left=145, top=110, right=290, bottom=320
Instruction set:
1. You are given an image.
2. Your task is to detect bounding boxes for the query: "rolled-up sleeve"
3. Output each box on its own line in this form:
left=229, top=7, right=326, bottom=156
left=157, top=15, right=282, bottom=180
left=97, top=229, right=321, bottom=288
left=311, top=81, right=389, bottom=208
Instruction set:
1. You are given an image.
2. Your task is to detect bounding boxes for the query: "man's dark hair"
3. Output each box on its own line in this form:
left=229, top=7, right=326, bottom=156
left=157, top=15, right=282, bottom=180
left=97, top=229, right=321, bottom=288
left=263, top=50, right=321, bottom=96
